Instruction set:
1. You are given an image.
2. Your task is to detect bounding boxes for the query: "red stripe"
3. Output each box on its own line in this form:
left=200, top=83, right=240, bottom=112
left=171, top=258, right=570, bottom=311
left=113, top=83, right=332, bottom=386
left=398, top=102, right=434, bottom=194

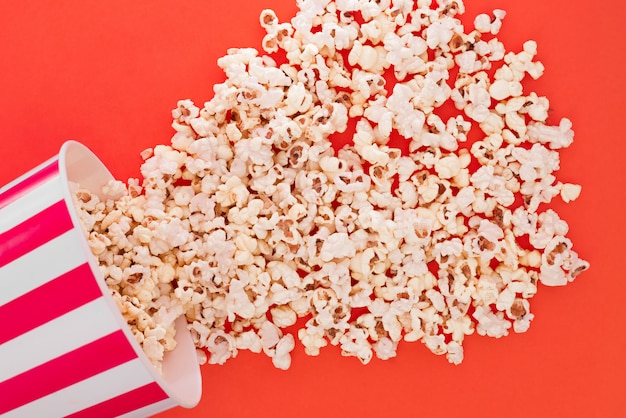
left=0, top=330, right=137, bottom=415
left=65, top=382, right=169, bottom=418
left=0, top=159, right=59, bottom=210
left=0, top=199, right=74, bottom=269
left=0, top=263, right=102, bottom=345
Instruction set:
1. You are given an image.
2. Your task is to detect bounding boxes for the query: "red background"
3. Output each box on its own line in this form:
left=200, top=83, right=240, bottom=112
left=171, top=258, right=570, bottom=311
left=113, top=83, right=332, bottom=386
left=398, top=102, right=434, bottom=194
left=1, top=1, right=624, bottom=417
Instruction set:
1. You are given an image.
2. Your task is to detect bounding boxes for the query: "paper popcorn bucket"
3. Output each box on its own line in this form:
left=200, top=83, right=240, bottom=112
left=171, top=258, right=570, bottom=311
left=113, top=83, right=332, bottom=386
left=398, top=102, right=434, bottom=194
left=0, top=141, right=202, bottom=417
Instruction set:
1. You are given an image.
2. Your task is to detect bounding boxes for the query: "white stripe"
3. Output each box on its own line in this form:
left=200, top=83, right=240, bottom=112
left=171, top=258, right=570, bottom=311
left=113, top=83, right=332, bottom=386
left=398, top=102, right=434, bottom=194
left=0, top=298, right=120, bottom=382
left=0, top=174, right=64, bottom=234
left=3, top=358, right=156, bottom=418
left=0, top=228, right=87, bottom=306
left=117, top=398, right=177, bottom=418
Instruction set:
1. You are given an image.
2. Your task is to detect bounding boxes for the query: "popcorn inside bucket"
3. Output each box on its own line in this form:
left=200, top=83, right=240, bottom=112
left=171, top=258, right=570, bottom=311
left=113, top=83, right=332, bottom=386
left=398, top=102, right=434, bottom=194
left=70, top=0, right=588, bottom=370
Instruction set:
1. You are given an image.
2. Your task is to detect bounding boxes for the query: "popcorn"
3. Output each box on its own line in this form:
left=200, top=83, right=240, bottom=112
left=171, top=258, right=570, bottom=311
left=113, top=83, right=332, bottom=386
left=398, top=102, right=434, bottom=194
left=72, top=0, right=588, bottom=372
left=473, top=305, right=512, bottom=338
left=560, top=183, right=582, bottom=203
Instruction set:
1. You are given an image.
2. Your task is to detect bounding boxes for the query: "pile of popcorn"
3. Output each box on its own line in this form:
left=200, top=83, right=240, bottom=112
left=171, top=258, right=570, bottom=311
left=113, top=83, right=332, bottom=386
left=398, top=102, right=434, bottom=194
left=72, top=0, right=589, bottom=371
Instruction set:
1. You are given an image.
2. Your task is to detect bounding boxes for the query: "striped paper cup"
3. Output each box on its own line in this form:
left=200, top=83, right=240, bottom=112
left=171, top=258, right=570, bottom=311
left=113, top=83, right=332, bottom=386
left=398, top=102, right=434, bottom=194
left=0, top=141, right=202, bottom=417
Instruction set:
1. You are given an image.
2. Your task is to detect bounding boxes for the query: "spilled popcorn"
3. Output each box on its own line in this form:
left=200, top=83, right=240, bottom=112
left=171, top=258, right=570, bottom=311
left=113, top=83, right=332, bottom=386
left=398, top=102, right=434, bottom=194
left=72, top=0, right=588, bottom=371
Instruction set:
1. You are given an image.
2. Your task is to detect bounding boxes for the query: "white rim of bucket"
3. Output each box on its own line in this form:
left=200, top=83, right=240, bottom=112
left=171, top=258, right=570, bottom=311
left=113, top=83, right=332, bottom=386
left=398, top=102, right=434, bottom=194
left=58, top=140, right=202, bottom=409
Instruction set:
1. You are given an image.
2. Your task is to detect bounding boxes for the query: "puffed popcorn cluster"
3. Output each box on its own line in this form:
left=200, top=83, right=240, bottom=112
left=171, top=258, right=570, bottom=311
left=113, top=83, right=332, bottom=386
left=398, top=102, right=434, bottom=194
left=73, top=0, right=588, bottom=370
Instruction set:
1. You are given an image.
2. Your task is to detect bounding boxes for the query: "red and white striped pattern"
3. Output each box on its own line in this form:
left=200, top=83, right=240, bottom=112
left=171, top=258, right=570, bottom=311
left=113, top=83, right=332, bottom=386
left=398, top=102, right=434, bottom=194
left=0, top=154, right=179, bottom=417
